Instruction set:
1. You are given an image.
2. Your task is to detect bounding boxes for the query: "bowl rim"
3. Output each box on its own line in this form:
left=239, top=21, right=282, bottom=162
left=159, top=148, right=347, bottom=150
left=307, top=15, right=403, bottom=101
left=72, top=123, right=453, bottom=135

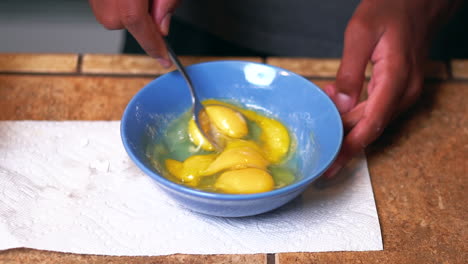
left=121, top=60, right=343, bottom=201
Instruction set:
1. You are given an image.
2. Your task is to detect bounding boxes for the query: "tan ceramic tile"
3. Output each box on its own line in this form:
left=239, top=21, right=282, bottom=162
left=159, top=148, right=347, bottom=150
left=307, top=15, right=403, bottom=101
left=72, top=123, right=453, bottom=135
left=267, top=57, right=340, bottom=77
left=266, top=57, right=372, bottom=78
left=278, top=81, right=468, bottom=264
left=0, top=53, right=78, bottom=73
left=0, top=75, right=151, bottom=120
left=451, top=59, right=468, bottom=79
left=82, top=54, right=262, bottom=75
left=0, top=76, right=333, bottom=121
left=369, top=81, right=467, bottom=252
left=277, top=251, right=468, bottom=264
left=0, top=249, right=266, bottom=264
left=2, top=74, right=466, bottom=263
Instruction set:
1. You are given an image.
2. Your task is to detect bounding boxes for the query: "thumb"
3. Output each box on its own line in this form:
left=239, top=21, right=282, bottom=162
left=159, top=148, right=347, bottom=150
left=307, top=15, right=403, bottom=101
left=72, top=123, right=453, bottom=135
left=151, top=0, right=180, bottom=36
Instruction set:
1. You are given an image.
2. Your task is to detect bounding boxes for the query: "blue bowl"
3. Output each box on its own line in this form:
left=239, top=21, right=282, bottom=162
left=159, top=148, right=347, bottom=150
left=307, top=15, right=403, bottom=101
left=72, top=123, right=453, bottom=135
left=121, top=61, right=342, bottom=217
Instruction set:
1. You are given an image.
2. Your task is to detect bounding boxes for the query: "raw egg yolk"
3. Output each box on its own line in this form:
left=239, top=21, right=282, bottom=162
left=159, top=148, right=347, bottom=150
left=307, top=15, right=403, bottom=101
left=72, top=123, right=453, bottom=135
left=215, top=168, right=274, bottom=194
left=205, top=105, right=248, bottom=138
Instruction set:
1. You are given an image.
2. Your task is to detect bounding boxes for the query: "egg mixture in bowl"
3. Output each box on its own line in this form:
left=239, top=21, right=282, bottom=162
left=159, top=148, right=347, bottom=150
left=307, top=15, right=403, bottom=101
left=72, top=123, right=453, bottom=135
left=147, top=99, right=298, bottom=194
left=121, top=61, right=343, bottom=217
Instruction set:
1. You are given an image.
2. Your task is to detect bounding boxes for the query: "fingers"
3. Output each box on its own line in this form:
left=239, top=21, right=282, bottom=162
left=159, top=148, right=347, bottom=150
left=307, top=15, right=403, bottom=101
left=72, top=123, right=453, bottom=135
left=321, top=134, right=359, bottom=179
left=89, top=0, right=172, bottom=66
left=117, top=0, right=170, bottom=65
left=342, top=101, right=366, bottom=132
left=395, top=68, right=424, bottom=118
left=324, top=63, right=420, bottom=180
left=325, top=83, right=366, bottom=132
left=89, top=0, right=123, bottom=30
left=151, top=0, right=181, bottom=35
left=324, top=47, right=410, bottom=180
left=332, top=3, right=382, bottom=114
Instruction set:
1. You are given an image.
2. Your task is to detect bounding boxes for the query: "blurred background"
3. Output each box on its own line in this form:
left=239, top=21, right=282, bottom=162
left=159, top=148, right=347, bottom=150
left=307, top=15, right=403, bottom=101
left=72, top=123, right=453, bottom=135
left=1, top=0, right=467, bottom=59
left=0, top=0, right=123, bottom=53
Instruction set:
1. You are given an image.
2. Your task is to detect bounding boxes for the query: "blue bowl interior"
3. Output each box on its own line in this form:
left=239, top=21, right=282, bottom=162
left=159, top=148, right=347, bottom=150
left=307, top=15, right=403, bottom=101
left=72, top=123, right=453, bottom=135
left=121, top=61, right=342, bottom=199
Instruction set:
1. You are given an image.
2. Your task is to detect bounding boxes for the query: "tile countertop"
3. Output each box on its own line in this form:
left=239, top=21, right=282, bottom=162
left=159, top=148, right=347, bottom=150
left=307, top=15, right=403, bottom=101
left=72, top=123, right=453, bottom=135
left=0, top=54, right=466, bottom=264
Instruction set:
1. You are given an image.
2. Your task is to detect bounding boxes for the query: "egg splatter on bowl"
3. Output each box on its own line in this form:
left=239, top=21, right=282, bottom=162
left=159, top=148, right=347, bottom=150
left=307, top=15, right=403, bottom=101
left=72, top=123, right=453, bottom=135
left=121, top=61, right=342, bottom=217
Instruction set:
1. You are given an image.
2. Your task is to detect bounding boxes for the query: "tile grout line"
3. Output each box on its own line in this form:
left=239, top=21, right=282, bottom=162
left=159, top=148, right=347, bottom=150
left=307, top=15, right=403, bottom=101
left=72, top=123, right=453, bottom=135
left=446, top=59, right=454, bottom=80
left=266, top=253, right=276, bottom=264
left=1, top=71, right=466, bottom=84
left=76, top=54, right=83, bottom=74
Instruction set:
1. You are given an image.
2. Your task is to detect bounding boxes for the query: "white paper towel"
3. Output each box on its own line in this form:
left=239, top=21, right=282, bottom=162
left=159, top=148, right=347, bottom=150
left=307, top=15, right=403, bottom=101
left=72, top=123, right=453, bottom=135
left=0, top=121, right=382, bottom=256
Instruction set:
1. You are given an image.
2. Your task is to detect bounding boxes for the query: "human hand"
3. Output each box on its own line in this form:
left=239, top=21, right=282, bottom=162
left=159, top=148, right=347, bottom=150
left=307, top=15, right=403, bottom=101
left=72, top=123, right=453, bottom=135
left=88, top=0, right=180, bottom=67
left=323, top=0, right=461, bottom=178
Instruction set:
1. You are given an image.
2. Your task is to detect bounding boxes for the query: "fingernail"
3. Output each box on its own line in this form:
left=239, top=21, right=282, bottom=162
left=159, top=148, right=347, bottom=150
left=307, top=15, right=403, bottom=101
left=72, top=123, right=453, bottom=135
left=336, top=93, right=353, bottom=113
left=324, top=84, right=335, bottom=97
left=157, top=58, right=172, bottom=68
left=160, top=13, right=172, bottom=36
